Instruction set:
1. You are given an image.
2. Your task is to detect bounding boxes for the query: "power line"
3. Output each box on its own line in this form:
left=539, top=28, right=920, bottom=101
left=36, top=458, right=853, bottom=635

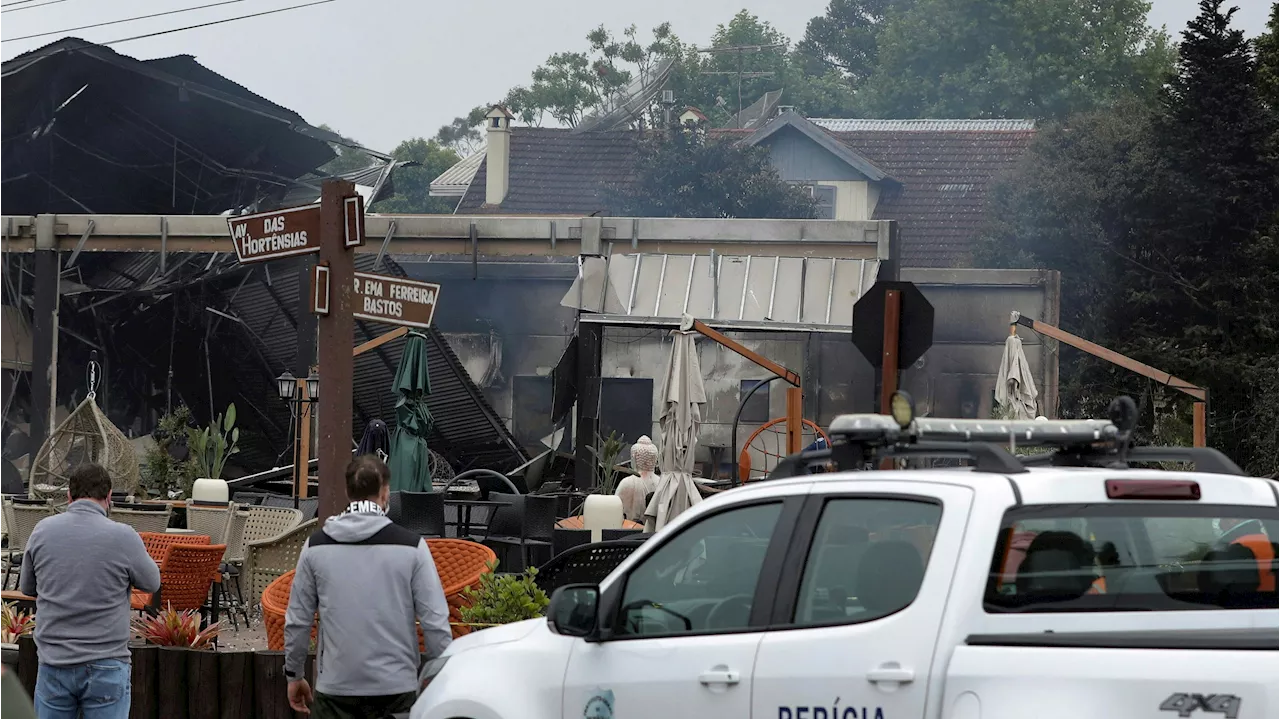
left=4, top=0, right=249, bottom=43
left=101, top=0, right=335, bottom=46
left=1, top=0, right=49, bottom=8
left=2, top=0, right=66, bottom=14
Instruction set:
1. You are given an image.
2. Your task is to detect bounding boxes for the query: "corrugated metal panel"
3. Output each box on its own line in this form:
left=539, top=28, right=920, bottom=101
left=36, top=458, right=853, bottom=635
left=563, top=253, right=880, bottom=327
left=810, top=119, right=1036, bottom=132
left=429, top=149, right=485, bottom=197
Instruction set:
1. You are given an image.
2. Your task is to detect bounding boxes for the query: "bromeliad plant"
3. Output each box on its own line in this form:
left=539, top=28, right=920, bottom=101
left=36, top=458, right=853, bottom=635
left=188, top=403, right=240, bottom=480
left=132, top=606, right=220, bottom=649
left=456, top=560, right=550, bottom=630
left=1, top=602, right=34, bottom=644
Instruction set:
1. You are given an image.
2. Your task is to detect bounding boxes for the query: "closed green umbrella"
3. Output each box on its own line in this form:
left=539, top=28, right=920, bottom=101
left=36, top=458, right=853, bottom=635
left=389, top=331, right=433, bottom=492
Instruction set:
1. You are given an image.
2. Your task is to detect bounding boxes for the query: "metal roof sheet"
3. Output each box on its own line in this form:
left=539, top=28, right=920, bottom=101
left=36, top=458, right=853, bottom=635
left=810, top=119, right=1037, bottom=132
left=429, top=149, right=485, bottom=197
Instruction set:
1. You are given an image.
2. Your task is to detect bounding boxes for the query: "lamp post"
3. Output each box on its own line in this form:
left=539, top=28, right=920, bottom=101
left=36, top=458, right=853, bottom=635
left=276, top=369, right=320, bottom=509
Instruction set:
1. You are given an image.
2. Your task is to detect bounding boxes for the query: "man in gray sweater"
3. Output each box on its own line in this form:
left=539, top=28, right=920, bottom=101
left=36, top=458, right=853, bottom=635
left=285, top=455, right=452, bottom=718
left=19, top=463, right=161, bottom=719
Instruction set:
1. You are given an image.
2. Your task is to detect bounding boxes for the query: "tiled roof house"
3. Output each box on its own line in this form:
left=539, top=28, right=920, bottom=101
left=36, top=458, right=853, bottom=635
left=431, top=107, right=1035, bottom=268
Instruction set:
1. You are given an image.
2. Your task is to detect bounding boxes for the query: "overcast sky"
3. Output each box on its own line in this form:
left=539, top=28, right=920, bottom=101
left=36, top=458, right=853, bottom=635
left=1, top=0, right=1271, bottom=152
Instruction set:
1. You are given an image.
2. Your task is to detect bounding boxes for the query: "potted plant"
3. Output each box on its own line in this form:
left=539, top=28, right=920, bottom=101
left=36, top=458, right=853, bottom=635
left=1, top=602, right=35, bottom=671
left=142, top=406, right=199, bottom=499
left=187, top=404, right=240, bottom=503
left=455, top=561, right=550, bottom=632
left=132, top=606, right=220, bottom=649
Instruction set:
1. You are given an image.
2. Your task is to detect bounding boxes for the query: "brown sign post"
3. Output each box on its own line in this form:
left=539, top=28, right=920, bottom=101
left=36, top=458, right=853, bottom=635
left=226, top=204, right=321, bottom=263
left=352, top=272, right=441, bottom=329
left=315, top=180, right=357, bottom=523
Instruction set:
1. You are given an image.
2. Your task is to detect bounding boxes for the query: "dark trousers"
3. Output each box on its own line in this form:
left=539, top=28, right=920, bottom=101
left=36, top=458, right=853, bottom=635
left=312, top=691, right=416, bottom=719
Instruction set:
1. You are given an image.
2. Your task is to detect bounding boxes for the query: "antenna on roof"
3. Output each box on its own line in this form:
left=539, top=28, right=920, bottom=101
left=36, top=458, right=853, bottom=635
left=696, top=43, right=785, bottom=128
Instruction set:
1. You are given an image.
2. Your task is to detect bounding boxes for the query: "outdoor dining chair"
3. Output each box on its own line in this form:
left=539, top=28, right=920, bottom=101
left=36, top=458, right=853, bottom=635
left=139, top=531, right=211, bottom=564
left=243, top=518, right=317, bottom=609
left=261, top=495, right=320, bottom=521
left=552, top=528, right=592, bottom=558
left=231, top=491, right=270, bottom=506
left=185, top=502, right=236, bottom=545
left=476, top=493, right=556, bottom=572
left=534, top=539, right=647, bottom=596
left=111, top=505, right=173, bottom=534
left=131, top=543, right=226, bottom=626
left=391, top=491, right=446, bottom=538
left=2, top=499, right=55, bottom=590
left=426, top=538, right=498, bottom=638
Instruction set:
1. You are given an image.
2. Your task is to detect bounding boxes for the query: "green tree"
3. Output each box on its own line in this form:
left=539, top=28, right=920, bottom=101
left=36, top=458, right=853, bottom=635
left=504, top=23, right=681, bottom=127
left=1256, top=4, right=1278, bottom=113
left=371, top=138, right=461, bottom=214
left=433, top=107, right=489, bottom=155
left=605, top=121, right=817, bottom=218
left=858, top=0, right=1174, bottom=119
left=796, top=0, right=906, bottom=82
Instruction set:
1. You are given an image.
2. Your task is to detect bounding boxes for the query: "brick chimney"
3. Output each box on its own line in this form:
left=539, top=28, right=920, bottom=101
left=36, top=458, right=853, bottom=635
left=484, top=106, right=514, bottom=206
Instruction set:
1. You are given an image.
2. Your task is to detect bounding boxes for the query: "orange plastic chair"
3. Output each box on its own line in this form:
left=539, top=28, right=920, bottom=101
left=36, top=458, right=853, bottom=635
left=262, top=539, right=498, bottom=650
left=131, top=543, right=226, bottom=612
left=139, top=532, right=210, bottom=564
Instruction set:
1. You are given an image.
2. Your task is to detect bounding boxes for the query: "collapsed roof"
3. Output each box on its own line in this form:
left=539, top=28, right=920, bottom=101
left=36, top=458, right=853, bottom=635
left=1, top=38, right=391, bottom=216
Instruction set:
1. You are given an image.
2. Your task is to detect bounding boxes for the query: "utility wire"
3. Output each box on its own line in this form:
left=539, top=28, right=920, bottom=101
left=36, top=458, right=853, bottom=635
left=2, top=0, right=65, bottom=14
left=1, top=0, right=48, bottom=8
left=101, top=0, right=335, bottom=46
left=4, top=0, right=249, bottom=43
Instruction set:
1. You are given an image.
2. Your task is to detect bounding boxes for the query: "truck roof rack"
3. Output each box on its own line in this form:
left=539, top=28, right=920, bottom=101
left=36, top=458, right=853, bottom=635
left=765, top=396, right=1248, bottom=479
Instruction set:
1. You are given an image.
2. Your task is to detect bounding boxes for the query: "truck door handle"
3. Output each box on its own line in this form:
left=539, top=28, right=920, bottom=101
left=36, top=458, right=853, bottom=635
left=866, top=663, right=914, bottom=684
left=698, top=668, right=741, bottom=686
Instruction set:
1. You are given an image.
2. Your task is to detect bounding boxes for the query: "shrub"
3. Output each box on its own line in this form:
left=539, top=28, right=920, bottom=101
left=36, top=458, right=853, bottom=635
left=1, top=602, right=34, bottom=644
left=142, top=406, right=199, bottom=498
left=457, top=560, right=550, bottom=629
left=132, top=605, right=219, bottom=649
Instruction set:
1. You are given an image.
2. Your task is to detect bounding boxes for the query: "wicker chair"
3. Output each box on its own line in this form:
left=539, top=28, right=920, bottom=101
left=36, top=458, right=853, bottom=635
left=185, top=503, right=237, bottom=545
left=131, top=542, right=225, bottom=613
left=261, top=539, right=496, bottom=650
left=240, top=506, right=303, bottom=546
left=139, top=531, right=210, bottom=564
left=534, top=539, right=646, bottom=596
left=242, top=518, right=317, bottom=608
left=2, top=500, right=55, bottom=590
left=427, top=538, right=497, bottom=638
left=112, top=506, right=173, bottom=534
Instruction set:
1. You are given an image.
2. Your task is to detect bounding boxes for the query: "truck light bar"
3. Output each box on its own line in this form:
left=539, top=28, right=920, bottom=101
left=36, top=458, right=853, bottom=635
left=828, top=414, right=1117, bottom=448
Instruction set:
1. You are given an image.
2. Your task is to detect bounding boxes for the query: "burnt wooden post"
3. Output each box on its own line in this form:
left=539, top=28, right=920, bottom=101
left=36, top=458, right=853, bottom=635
left=17, top=635, right=37, bottom=698
left=186, top=649, right=220, bottom=719
left=878, top=289, right=901, bottom=414
left=156, top=646, right=189, bottom=719
left=217, top=651, right=255, bottom=719
left=315, top=180, right=357, bottom=522
left=28, top=215, right=61, bottom=462
left=130, top=644, right=159, bottom=719
left=253, top=650, right=292, bottom=719
left=572, top=321, right=603, bottom=490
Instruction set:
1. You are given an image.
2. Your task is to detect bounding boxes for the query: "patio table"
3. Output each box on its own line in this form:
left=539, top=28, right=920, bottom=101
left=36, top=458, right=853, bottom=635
left=443, top=499, right=511, bottom=538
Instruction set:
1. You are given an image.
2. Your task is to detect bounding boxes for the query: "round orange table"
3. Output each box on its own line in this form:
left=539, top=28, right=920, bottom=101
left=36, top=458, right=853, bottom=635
left=555, top=516, right=644, bottom=530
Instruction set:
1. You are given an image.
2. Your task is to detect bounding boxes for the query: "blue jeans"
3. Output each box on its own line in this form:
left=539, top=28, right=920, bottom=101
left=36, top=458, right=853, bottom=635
left=34, top=659, right=130, bottom=719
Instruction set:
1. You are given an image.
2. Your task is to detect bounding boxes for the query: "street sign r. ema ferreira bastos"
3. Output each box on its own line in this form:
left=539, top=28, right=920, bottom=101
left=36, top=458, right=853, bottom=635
left=226, top=204, right=321, bottom=263
left=352, top=272, right=441, bottom=329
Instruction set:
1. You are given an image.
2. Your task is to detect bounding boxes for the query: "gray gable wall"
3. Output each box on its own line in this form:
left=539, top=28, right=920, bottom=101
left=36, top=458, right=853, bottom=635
left=759, top=125, right=872, bottom=183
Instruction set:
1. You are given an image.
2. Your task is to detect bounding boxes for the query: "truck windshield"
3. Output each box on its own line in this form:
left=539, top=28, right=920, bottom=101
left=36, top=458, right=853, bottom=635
left=985, top=503, right=1278, bottom=612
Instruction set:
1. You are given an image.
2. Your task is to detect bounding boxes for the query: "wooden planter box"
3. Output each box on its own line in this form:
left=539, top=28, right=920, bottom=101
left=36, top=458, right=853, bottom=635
left=15, top=637, right=316, bottom=719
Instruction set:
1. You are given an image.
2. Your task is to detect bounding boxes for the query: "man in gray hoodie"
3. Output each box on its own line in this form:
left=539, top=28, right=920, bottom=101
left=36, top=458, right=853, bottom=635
left=19, top=463, right=161, bottom=719
left=285, top=455, right=452, bottom=718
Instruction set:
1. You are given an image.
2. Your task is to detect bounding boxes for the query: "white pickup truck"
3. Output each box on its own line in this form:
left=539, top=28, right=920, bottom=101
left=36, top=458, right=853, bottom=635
left=410, top=412, right=1279, bottom=719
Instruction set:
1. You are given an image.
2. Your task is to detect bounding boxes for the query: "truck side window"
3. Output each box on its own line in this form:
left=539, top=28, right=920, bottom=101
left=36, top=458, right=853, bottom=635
left=792, top=497, right=942, bottom=626
left=616, top=502, right=782, bottom=637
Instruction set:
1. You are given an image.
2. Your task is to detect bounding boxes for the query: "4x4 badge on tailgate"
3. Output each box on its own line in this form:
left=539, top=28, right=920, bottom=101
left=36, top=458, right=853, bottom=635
left=1160, top=693, right=1241, bottom=719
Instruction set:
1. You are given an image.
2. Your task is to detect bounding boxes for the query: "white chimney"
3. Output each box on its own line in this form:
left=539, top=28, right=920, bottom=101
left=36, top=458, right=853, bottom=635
left=484, top=106, right=513, bottom=206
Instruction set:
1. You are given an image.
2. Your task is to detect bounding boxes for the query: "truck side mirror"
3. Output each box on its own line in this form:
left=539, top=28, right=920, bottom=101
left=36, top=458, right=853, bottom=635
left=547, top=584, right=599, bottom=638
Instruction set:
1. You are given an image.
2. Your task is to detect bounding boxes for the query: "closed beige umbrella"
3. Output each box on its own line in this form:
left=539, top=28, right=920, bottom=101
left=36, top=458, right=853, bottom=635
left=996, top=320, right=1039, bottom=420
left=645, top=329, right=706, bottom=532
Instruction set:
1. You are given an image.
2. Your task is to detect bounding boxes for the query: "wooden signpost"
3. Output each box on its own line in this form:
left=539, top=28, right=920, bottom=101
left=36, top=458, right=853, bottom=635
left=227, top=181, right=440, bottom=523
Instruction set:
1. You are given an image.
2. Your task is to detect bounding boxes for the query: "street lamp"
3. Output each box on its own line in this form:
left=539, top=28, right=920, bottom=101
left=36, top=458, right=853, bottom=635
left=275, top=369, right=319, bottom=508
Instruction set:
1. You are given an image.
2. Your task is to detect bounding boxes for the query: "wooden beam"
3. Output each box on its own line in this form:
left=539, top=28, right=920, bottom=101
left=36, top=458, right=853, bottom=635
left=1193, top=401, right=1207, bottom=449
left=689, top=319, right=801, bottom=386
left=352, top=326, right=408, bottom=357
left=785, top=387, right=803, bottom=455
left=1016, top=316, right=1206, bottom=401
